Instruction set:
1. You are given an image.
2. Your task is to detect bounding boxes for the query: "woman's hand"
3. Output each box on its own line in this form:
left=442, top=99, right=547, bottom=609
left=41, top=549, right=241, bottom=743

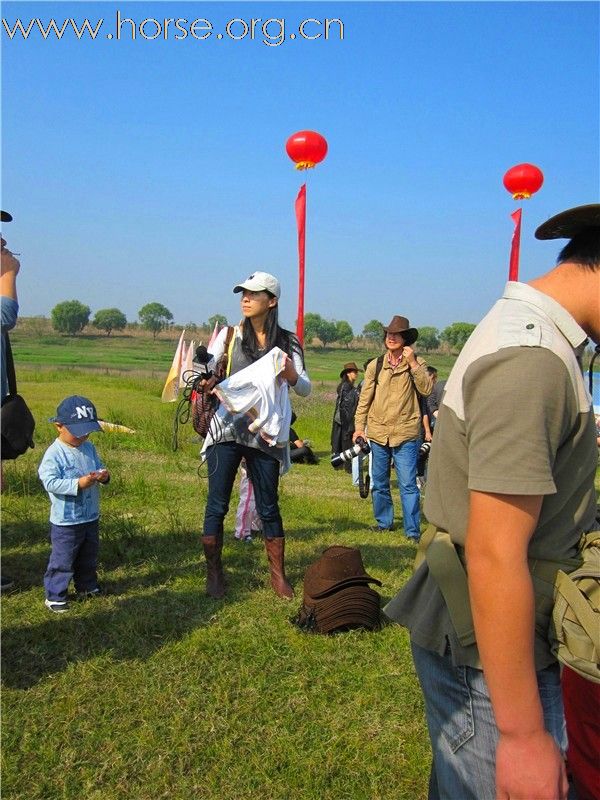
left=281, top=356, right=298, bottom=386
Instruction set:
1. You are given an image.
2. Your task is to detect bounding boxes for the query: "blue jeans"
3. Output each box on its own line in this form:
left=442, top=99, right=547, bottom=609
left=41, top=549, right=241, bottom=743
left=411, top=642, right=567, bottom=800
left=203, top=442, right=284, bottom=539
left=44, top=520, right=100, bottom=601
left=370, top=439, right=420, bottom=538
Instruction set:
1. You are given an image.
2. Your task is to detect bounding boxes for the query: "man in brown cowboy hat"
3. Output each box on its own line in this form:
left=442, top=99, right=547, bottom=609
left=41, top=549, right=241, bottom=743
left=385, top=204, right=600, bottom=800
left=353, top=315, right=433, bottom=536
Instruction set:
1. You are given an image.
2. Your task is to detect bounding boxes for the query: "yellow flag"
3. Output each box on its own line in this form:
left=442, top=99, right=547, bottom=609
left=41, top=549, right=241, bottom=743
left=161, top=330, right=185, bottom=403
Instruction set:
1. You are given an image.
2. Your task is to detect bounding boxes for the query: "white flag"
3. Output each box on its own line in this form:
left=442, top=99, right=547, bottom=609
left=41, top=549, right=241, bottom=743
left=180, top=339, right=195, bottom=386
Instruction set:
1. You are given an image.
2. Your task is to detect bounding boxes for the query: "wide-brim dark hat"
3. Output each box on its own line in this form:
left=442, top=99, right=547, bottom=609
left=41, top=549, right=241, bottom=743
left=1, top=211, right=12, bottom=222
left=339, top=361, right=362, bottom=379
left=535, top=204, right=600, bottom=240
left=383, top=316, right=418, bottom=346
left=302, top=546, right=382, bottom=600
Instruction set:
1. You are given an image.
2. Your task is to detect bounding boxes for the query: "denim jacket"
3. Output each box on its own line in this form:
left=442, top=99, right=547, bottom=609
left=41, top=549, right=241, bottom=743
left=38, top=438, right=105, bottom=525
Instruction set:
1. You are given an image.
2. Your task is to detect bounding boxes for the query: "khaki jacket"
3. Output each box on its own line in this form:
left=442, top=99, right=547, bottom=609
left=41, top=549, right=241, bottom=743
left=354, top=355, right=432, bottom=447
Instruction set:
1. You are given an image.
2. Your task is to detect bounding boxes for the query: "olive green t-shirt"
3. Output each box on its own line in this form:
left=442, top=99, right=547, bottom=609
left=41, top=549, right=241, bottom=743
left=385, top=282, right=598, bottom=669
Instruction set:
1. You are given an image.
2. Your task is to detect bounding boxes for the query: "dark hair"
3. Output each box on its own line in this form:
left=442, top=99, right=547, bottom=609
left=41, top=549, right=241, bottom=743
left=426, top=366, right=438, bottom=376
left=557, top=229, right=600, bottom=271
left=240, top=294, right=304, bottom=368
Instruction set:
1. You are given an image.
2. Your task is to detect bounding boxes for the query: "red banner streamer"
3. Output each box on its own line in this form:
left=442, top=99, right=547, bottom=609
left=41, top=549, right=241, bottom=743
left=295, top=184, right=307, bottom=344
left=509, top=208, right=522, bottom=281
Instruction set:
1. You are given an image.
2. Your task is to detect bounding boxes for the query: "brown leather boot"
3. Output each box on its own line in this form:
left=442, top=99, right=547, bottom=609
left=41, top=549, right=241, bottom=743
left=264, top=537, right=294, bottom=599
left=203, top=534, right=226, bottom=598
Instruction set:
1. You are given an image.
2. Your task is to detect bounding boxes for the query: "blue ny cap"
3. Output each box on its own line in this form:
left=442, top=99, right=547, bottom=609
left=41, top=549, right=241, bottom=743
left=49, top=395, right=102, bottom=435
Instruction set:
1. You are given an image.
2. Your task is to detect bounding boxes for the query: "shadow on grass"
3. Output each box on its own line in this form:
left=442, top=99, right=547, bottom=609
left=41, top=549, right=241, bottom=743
left=1, top=588, right=222, bottom=690
left=1, top=528, right=309, bottom=690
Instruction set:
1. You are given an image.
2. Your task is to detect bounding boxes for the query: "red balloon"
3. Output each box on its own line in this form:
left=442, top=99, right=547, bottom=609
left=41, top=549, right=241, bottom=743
left=503, top=163, right=544, bottom=200
left=286, top=130, right=328, bottom=170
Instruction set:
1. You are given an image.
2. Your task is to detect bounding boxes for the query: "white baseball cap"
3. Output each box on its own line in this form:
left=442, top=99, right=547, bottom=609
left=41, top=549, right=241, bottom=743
left=233, top=271, right=281, bottom=300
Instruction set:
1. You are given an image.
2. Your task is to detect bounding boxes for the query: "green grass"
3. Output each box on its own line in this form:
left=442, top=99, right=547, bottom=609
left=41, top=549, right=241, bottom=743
left=2, top=363, right=433, bottom=800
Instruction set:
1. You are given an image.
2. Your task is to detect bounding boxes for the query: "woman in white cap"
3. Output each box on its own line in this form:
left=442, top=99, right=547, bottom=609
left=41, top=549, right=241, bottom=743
left=201, top=271, right=311, bottom=599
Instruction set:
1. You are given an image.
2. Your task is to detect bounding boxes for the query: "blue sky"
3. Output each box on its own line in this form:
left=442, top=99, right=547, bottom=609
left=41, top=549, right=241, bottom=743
left=2, top=1, right=599, bottom=335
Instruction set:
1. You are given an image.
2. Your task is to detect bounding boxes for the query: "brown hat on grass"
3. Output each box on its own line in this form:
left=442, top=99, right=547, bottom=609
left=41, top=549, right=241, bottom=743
left=339, top=361, right=362, bottom=379
left=292, top=546, right=382, bottom=635
left=383, top=316, right=418, bottom=346
left=302, top=546, right=382, bottom=600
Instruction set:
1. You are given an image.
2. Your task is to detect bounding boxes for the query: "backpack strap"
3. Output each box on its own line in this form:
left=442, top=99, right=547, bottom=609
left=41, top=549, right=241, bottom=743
left=373, top=355, right=384, bottom=388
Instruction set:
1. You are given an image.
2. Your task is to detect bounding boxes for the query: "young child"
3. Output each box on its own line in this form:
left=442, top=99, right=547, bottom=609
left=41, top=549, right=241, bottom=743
left=234, top=460, right=262, bottom=543
left=38, top=395, right=110, bottom=613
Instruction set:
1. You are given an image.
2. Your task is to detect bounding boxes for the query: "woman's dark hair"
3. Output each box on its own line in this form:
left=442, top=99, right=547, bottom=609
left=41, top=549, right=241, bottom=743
left=557, top=228, right=600, bottom=271
left=240, top=293, right=305, bottom=367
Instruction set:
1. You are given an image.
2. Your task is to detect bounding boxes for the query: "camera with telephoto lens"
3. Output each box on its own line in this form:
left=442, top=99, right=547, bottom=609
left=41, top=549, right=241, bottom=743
left=419, top=441, right=431, bottom=459
left=331, top=436, right=371, bottom=468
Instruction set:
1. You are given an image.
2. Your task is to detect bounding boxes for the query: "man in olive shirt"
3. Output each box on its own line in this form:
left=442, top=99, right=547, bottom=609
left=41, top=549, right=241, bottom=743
left=353, top=316, right=432, bottom=538
left=385, top=204, right=599, bottom=800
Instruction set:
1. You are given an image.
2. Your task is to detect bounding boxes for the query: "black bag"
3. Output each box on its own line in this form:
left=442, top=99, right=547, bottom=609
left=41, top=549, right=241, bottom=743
left=1, top=334, right=35, bottom=460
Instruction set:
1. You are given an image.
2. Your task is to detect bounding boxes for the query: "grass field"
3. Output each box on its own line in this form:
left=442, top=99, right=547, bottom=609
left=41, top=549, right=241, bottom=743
left=3, top=332, right=598, bottom=799
left=1, top=336, right=446, bottom=800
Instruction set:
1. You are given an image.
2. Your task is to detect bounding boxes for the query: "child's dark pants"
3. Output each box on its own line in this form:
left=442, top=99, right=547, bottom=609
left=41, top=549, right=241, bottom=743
left=44, top=520, right=100, bottom=601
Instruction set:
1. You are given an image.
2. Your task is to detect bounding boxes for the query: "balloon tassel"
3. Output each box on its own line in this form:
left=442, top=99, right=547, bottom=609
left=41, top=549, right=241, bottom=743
left=509, top=208, right=522, bottom=282
left=295, top=184, right=307, bottom=345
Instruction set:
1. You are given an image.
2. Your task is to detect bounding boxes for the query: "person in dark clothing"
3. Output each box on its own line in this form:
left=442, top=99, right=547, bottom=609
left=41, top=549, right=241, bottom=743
left=289, top=412, right=318, bottom=464
left=331, top=362, right=361, bottom=471
left=425, top=366, right=446, bottom=430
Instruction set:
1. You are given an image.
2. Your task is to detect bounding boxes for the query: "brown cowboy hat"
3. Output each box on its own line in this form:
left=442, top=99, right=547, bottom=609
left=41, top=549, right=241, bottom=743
left=535, top=204, right=600, bottom=240
left=296, top=585, right=381, bottom=634
left=383, top=316, right=418, bottom=346
left=302, top=546, right=382, bottom=600
left=339, top=361, right=362, bottom=379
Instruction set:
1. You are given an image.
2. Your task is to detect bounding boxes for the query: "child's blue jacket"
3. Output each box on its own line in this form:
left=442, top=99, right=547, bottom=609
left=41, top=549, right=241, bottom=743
left=38, top=439, right=105, bottom=525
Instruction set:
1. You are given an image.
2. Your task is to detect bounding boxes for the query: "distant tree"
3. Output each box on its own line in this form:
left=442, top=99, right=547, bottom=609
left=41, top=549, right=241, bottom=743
left=92, top=308, right=127, bottom=336
left=441, top=322, right=476, bottom=352
left=362, top=319, right=384, bottom=341
left=51, top=300, right=91, bottom=335
left=138, top=302, right=174, bottom=339
left=303, top=312, right=324, bottom=345
left=335, top=320, right=354, bottom=347
left=207, top=314, right=228, bottom=331
left=184, top=322, right=199, bottom=333
left=417, top=326, right=440, bottom=352
left=318, top=319, right=338, bottom=347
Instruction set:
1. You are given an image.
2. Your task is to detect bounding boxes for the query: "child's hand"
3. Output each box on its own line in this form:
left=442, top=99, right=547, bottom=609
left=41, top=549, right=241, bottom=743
left=94, top=469, right=110, bottom=484
left=78, top=473, right=98, bottom=489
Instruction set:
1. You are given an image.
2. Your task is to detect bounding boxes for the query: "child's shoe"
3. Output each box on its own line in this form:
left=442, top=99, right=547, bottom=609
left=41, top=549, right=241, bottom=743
left=45, top=598, right=69, bottom=613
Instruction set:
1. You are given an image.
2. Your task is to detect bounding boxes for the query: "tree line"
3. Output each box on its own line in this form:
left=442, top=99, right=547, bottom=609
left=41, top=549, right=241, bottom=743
left=48, top=301, right=477, bottom=352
